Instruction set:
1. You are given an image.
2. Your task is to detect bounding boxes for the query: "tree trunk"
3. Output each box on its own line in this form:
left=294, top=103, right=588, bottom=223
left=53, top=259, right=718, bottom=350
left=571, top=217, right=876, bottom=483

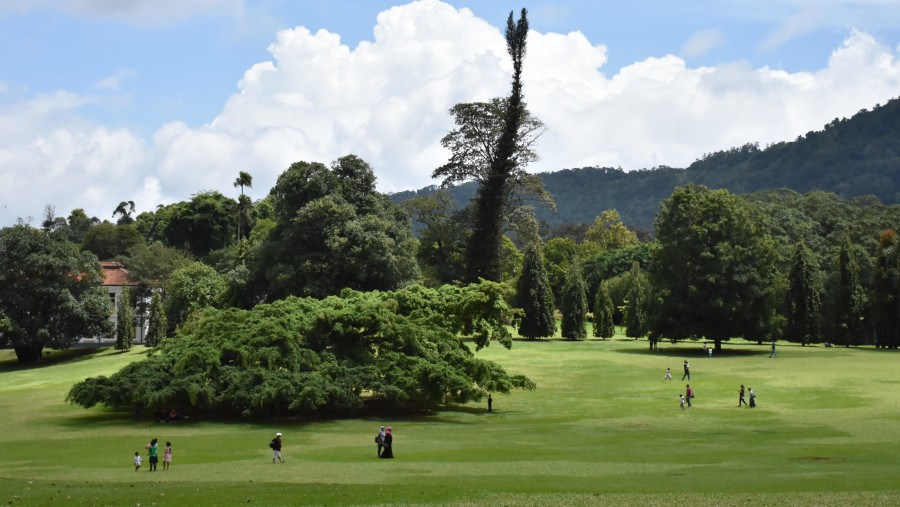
left=14, top=344, right=43, bottom=364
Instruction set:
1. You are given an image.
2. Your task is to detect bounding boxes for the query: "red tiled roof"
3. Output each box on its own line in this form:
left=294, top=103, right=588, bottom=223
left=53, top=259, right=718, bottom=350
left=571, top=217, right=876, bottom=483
left=101, top=261, right=138, bottom=287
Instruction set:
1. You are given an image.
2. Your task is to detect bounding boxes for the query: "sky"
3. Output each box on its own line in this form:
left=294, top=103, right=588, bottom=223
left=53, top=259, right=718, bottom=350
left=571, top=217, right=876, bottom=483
left=1, top=0, right=900, bottom=226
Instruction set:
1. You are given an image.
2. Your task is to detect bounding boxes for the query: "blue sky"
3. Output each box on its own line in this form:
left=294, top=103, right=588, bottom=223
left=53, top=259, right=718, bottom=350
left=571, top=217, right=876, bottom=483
left=1, top=0, right=900, bottom=225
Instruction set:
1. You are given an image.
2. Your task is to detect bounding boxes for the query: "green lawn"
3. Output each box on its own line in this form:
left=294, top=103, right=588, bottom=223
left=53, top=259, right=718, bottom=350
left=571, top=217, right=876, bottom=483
left=1, top=337, right=899, bottom=506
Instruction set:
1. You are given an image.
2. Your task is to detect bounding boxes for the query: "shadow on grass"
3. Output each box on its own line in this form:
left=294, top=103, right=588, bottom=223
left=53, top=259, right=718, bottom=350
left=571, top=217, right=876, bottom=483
left=616, top=345, right=767, bottom=357
left=0, top=347, right=115, bottom=372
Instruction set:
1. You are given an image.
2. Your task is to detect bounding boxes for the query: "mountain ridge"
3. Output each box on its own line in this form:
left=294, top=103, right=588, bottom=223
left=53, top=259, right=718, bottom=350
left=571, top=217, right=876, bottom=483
left=392, top=96, right=900, bottom=231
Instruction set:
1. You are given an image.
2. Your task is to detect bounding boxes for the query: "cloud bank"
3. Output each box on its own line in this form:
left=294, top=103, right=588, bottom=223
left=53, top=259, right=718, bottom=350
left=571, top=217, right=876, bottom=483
left=1, top=0, right=900, bottom=226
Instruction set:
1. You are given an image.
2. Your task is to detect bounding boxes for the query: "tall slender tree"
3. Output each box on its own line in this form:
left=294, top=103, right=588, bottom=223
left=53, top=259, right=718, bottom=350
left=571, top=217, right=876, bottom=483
left=623, top=262, right=650, bottom=338
left=516, top=245, right=556, bottom=339
left=115, top=288, right=136, bottom=351
left=234, top=171, right=253, bottom=242
left=830, top=236, right=865, bottom=346
left=785, top=242, right=822, bottom=345
left=145, top=291, right=167, bottom=347
left=465, top=8, right=529, bottom=282
left=593, top=280, right=615, bottom=340
left=560, top=265, right=587, bottom=340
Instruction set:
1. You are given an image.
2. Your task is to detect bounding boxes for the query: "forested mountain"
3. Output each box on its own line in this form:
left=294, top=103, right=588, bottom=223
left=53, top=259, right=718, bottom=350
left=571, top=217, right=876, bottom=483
left=393, top=96, right=900, bottom=231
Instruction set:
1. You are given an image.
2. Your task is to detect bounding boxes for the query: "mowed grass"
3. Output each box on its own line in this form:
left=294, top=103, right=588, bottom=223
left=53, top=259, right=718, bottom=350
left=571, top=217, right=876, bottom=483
left=1, top=336, right=899, bottom=506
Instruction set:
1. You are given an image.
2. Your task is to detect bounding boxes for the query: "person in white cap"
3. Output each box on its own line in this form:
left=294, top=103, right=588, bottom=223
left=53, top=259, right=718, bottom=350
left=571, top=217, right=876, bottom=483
left=271, top=432, right=284, bottom=463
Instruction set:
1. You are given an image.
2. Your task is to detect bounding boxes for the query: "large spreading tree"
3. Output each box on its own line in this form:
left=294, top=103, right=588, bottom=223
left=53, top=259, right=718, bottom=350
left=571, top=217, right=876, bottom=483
left=652, top=185, right=778, bottom=350
left=67, top=281, right=534, bottom=417
left=0, top=224, right=113, bottom=363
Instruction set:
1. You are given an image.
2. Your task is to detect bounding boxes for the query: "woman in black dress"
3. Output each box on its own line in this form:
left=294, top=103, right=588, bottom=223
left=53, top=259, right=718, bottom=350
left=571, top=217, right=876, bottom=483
left=380, top=426, right=394, bottom=458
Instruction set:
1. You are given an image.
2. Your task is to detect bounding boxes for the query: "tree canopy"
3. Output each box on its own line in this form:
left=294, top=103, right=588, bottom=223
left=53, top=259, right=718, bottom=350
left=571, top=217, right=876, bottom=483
left=67, top=281, right=534, bottom=417
left=253, top=155, right=419, bottom=300
left=652, top=185, right=778, bottom=348
left=0, top=224, right=113, bottom=363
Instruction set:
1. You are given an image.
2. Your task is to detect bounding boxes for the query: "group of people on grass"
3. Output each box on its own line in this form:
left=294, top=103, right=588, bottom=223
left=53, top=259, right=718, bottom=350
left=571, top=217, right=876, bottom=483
left=135, top=438, right=172, bottom=471
left=668, top=357, right=758, bottom=410
left=263, top=426, right=396, bottom=466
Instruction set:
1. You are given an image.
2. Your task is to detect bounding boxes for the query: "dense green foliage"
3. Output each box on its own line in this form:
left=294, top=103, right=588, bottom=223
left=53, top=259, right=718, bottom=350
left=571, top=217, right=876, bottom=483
left=403, top=192, right=467, bottom=286
left=652, top=185, right=778, bottom=348
left=81, top=222, right=143, bottom=259
left=67, top=281, right=534, bottom=416
left=516, top=246, right=556, bottom=339
left=154, top=191, right=238, bottom=259
left=252, top=155, right=419, bottom=300
left=165, top=261, right=227, bottom=333
left=0, top=225, right=113, bottom=363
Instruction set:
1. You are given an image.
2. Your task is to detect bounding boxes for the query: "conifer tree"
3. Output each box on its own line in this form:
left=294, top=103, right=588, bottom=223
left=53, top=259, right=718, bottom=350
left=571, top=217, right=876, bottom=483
left=115, top=288, right=136, bottom=351
left=145, top=291, right=167, bottom=347
left=831, top=236, right=865, bottom=346
left=516, top=246, right=556, bottom=339
left=624, top=262, right=649, bottom=338
left=785, top=242, right=821, bottom=345
left=560, top=265, right=587, bottom=340
left=593, top=280, right=615, bottom=339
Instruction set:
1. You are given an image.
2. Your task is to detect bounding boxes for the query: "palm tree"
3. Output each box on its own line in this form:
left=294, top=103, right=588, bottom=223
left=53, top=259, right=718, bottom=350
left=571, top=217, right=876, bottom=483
left=233, top=172, right=253, bottom=242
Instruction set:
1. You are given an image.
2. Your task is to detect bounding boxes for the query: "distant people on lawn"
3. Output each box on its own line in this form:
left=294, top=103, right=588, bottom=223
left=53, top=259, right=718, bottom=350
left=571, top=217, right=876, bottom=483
left=749, top=388, right=756, bottom=408
left=134, top=451, right=142, bottom=471
left=685, top=385, right=694, bottom=407
left=380, top=426, right=394, bottom=459
left=164, top=441, right=172, bottom=471
left=708, top=347, right=713, bottom=358
left=739, top=385, right=748, bottom=407
left=682, top=360, right=691, bottom=381
left=664, top=367, right=672, bottom=382
left=488, top=394, right=493, bottom=412
left=271, top=432, right=284, bottom=463
left=679, top=394, right=686, bottom=410
left=147, top=438, right=158, bottom=472
left=770, top=341, right=777, bottom=357
left=376, top=426, right=386, bottom=457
